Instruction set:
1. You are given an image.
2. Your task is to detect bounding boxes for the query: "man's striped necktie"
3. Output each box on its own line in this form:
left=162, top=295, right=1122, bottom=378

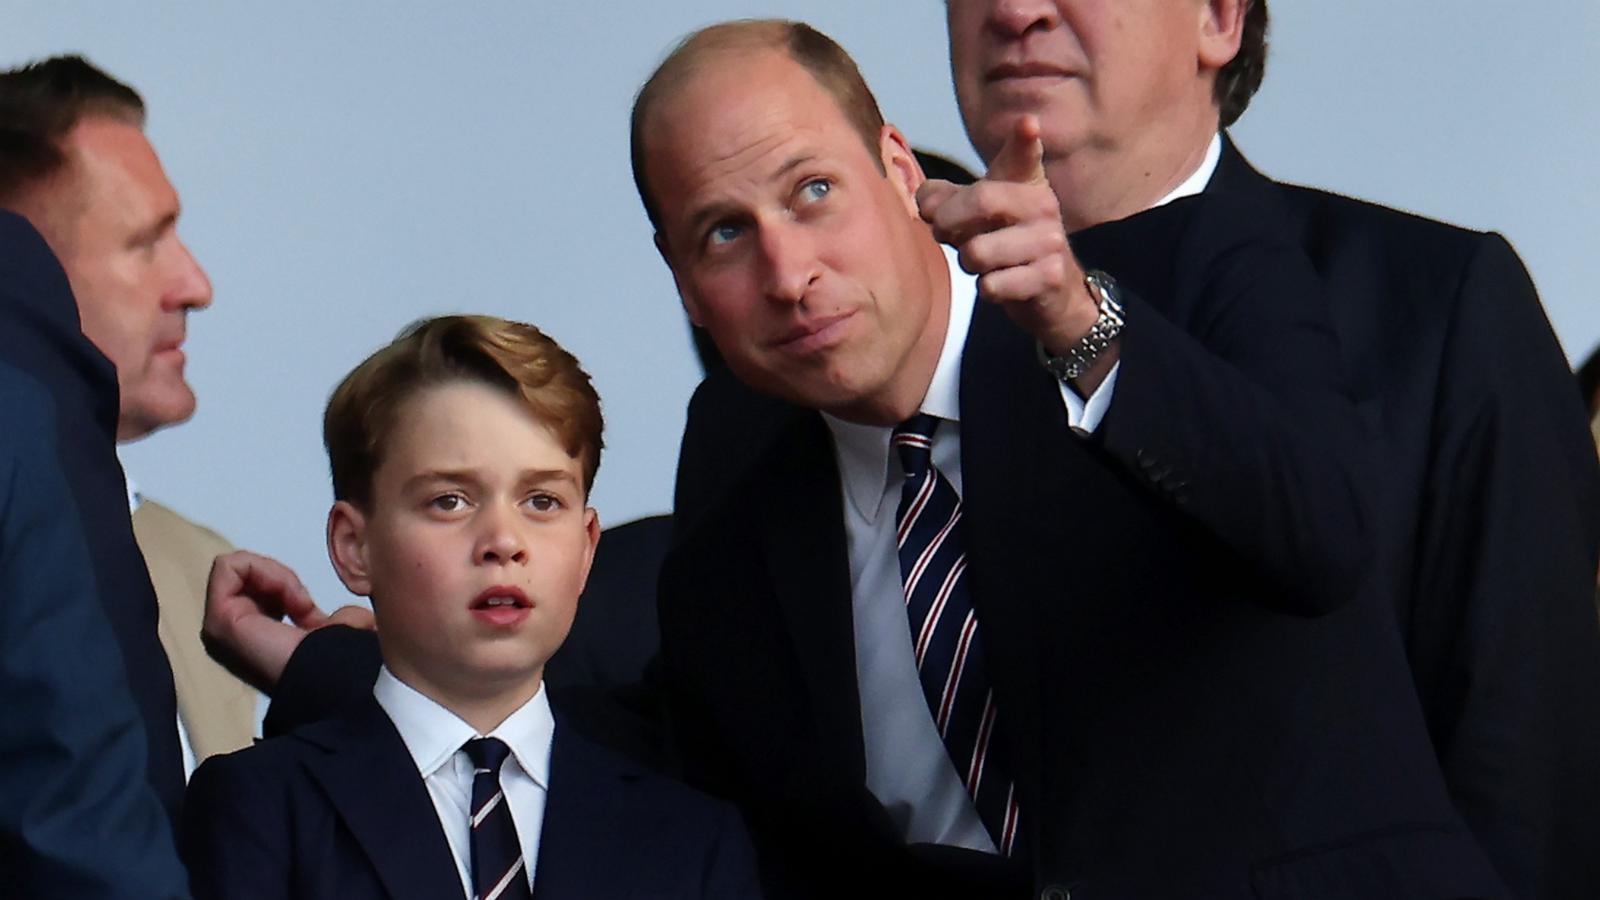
left=893, top=413, right=1020, bottom=856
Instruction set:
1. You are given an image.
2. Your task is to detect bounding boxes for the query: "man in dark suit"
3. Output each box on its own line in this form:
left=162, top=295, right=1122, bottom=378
left=942, top=2, right=1600, bottom=897
left=0, top=364, right=190, bottom=899
left=0, top=211, right=190, bottom=897
left=0, top=202, right=186, bottom=822
left=636, top=18, right=1504, bottom=899
left=182, top=316, right=757, bottom=900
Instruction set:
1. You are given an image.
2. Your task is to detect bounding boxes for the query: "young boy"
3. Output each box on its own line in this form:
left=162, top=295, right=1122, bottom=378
left=180, top=315, right=759, bottom=900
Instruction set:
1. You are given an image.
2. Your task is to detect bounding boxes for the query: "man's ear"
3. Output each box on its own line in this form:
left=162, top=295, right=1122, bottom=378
left=327, top=500, right=373, bottom=598
left=655, top=231, right=705, bottom=326
left=879, top=124, right=925, bottom=218
left=1198, top=0, right=1248, bottom=71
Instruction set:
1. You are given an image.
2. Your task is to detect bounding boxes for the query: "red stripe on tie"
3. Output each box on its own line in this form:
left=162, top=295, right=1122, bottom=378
left=904, top=506, right=962, bottom=599
left=1000, top=785, right=1020, bottom=856
left=897, top=472, right=936, bottom=548
left=966, top=690, right=997, bottom=796
left=936, top=610, right=979, bottom=734
left=915, top=556, right=967, bottom=665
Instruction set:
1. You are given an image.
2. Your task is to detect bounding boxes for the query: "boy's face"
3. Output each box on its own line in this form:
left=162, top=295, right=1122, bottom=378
left=328, top=379, right=599, bottom=708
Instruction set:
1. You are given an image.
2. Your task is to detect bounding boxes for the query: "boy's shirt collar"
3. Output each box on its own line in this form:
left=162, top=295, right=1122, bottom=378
left=374, top=665, right=554, bottom=790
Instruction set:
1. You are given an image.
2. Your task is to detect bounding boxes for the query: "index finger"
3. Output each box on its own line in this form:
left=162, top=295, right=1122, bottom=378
left=985, top=114, right=1045, bottom=185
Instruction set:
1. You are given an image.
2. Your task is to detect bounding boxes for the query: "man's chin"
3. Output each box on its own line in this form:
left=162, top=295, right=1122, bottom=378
left=118, top=393, right=197, bottom=442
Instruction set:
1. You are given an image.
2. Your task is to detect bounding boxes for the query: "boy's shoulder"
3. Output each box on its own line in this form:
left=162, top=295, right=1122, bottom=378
left=189, top=696, right=402, bottom=799
left=551, top=719, right=726, bottom=818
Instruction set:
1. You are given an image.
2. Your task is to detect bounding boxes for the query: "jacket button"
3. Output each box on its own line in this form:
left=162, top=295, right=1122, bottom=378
left=1040, top=886, right=1071, bottom=900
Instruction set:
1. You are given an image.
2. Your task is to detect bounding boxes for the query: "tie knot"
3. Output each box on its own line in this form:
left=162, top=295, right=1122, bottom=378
left=463, top=737, right=512, bottom=773
left=893, top=413, right=941, bottom=478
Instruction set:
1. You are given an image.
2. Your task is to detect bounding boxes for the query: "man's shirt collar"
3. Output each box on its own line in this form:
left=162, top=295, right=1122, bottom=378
left=1153, top=133, right=1222, bottom=209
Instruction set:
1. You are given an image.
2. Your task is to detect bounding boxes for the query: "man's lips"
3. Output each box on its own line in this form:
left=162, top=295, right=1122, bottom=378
left=986, top=61, right=1076, bottom=83
left=770, top=312, right=854, bottom=356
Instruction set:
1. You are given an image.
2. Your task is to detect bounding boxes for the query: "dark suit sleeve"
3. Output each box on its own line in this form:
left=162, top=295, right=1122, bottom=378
left=702, top=802, right=764, bottom=900
left=180, top=753, right=292, bottom=900
left=0, top=370, right=190, bottom=900
left=261, top=624, right=382, bottom=738
left=1094, top=235, right=1375, bottom=615
left=1403, top=233, right=1600, bottom=899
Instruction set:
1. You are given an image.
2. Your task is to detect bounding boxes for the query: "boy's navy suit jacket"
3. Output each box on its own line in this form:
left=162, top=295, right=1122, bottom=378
left=181, top=697, right=760, bottom=900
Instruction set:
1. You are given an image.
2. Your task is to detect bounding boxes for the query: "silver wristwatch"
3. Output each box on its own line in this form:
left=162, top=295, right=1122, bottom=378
left=1036, top=269, right=1125, bottom=381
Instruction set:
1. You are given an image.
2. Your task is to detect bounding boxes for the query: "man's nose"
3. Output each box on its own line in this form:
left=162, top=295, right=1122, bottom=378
left=989, top=0, right=1061, bottom=37
left=166, top=237, right=213, bottom=311
left=758, top=221, right=820, bottom=305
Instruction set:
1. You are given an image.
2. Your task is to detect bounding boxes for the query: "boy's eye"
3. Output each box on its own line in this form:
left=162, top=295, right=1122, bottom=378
left=524, top=493, right=563, bottom=513
left=429, top=493, right=467, bottom=512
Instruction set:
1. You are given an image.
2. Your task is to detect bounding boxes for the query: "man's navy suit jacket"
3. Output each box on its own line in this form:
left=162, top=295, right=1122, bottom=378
left=1214, top=141, right=1600, bottom=900
left=658, top=153, right=1512, bottom=899
left=0, top=209, right=186, bottom=822
left=181, top=697, right=760, bottom=900
left=0, top=360, right=190, bottom=898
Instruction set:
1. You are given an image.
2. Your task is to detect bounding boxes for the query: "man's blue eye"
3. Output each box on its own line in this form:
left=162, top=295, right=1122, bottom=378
left=708, top=223, right=742, bottom=246
left=800, top=179, right=831, bottom=202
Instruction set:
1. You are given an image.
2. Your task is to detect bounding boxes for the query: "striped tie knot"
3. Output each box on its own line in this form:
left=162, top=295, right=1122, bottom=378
left=893, top=413, right=941, bottom=480
left=464, top=737, right=511, bottom=775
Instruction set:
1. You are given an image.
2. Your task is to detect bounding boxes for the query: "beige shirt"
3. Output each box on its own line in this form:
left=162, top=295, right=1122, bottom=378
left=131, top=497, right=259, bottom=766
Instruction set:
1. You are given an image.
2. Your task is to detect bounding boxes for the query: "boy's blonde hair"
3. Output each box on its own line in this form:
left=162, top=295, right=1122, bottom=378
left=324, top=315, right=603, bottom=509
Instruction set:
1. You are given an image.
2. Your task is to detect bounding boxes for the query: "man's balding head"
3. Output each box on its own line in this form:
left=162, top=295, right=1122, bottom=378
left=631, top=21, right=952, bottom=425
left=631, top=19, right=889, bottom=234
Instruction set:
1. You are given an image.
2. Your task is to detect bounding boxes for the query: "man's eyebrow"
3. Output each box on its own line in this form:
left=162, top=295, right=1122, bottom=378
left=773, top=153, right=815, bottom=181
left=128, top=211, right=178, bottom=248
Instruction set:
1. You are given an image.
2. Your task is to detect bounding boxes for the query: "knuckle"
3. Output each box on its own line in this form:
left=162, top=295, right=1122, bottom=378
left=959, top=237, right=993, bottom=273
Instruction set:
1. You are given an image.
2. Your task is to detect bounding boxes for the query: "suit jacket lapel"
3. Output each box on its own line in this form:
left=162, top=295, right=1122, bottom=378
left=300, top=698, right=465, bottom=900
left=957, top=300, right=1084, bottom=823
left=757, top=410, right=869, bottom=784
left=532, top=721, right=639, bottom=899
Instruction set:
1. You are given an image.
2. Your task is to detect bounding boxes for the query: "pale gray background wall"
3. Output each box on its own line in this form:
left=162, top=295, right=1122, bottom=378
left=6, top=2, right=1596, bottom=611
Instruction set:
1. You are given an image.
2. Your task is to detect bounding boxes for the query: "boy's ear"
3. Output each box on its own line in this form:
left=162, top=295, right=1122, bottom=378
left=327, top=500, right=373, bottom=597
left=575, top=508, right=602, bottom=593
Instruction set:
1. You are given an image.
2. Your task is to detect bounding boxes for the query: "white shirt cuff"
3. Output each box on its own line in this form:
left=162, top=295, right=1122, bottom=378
left=1058, top=361, right=1120, bottom=435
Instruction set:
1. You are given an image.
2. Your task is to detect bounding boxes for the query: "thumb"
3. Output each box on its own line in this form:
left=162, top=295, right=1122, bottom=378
left=986, top=114, right=1045, bottom=185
